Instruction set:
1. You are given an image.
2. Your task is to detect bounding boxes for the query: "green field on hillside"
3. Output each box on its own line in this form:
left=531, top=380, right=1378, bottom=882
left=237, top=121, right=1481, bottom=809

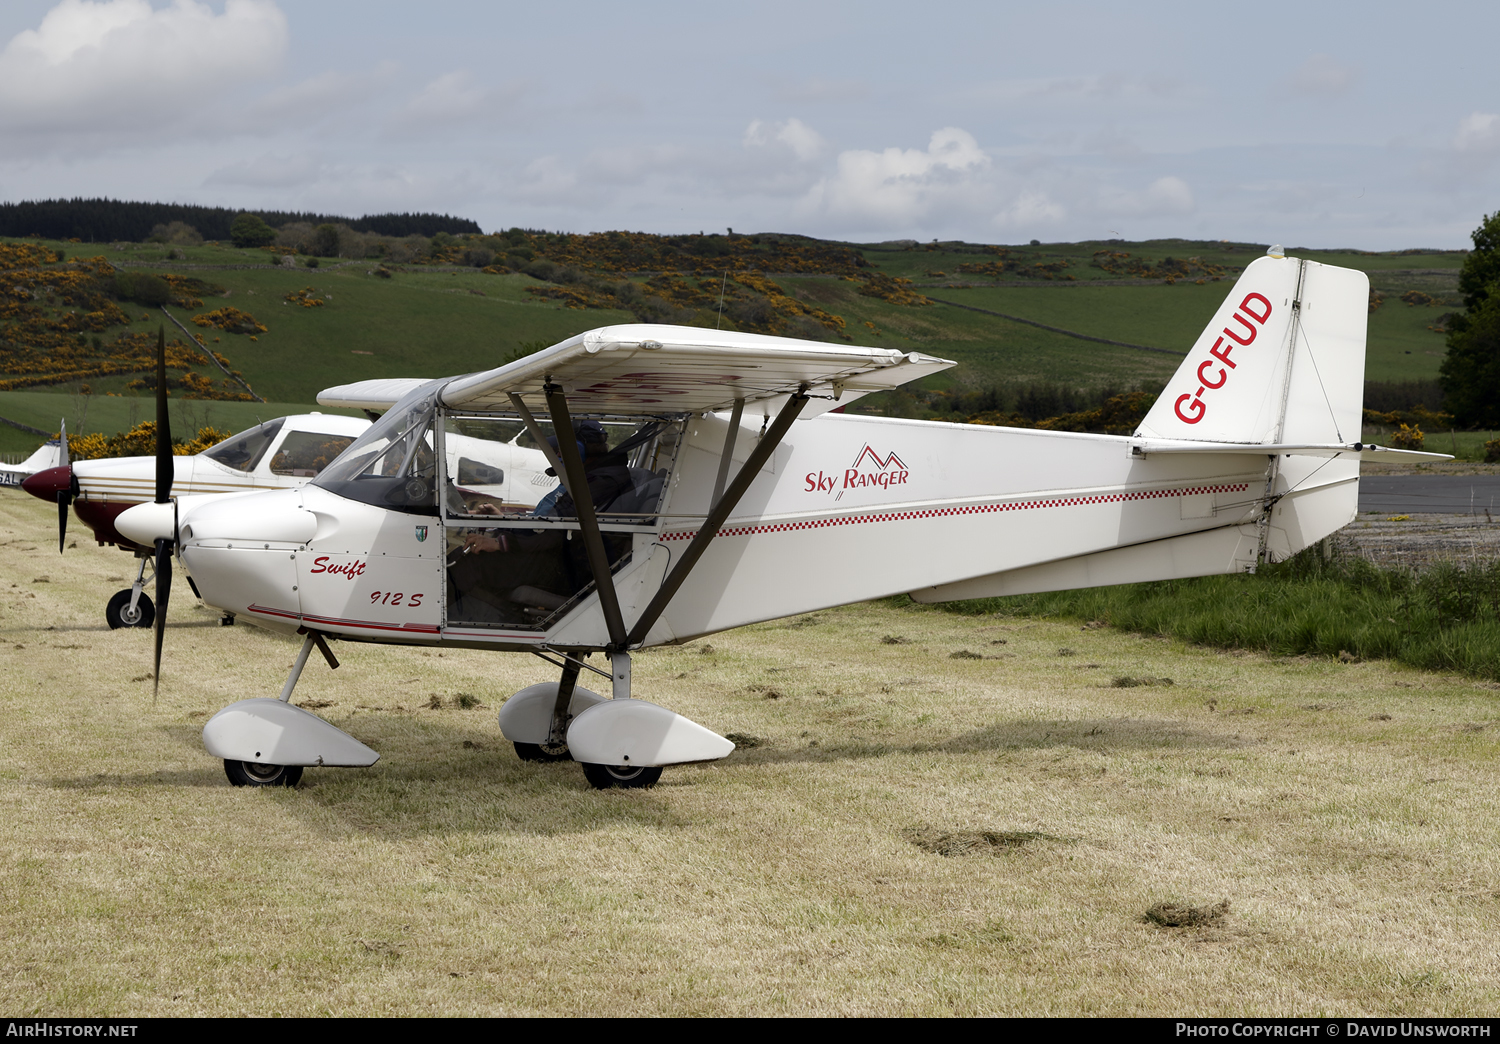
left=0, top=232, right=1469, bottom=454
left=0, top=389, right=365, bottom=456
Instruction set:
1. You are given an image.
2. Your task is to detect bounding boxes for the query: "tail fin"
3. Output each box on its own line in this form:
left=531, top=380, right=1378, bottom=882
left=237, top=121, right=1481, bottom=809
left=1137, top=255, right=1367, bottom=446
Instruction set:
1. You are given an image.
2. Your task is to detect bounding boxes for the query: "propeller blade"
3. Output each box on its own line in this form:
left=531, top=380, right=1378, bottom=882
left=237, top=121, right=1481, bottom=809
left=56, top=491, right=68, bottom=554
left=153, top=536, right=171, bottom=698
left=155, top=326, right=172, bottom=505
left=55, top=417, right=72, bottom=554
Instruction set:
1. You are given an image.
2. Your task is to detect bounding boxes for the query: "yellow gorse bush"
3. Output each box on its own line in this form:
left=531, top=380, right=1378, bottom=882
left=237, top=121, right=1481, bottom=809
left=190, top=307, right=266, bottom=334
left=284, top=286, right=326, bottom=308
left=63, top=423, right=231, bottom=460
left=0, top=240, right=249, bottom=399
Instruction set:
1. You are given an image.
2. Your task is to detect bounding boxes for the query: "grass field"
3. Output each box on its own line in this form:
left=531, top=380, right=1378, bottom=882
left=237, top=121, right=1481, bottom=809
left=2, top=492, right=1498, bottom=1016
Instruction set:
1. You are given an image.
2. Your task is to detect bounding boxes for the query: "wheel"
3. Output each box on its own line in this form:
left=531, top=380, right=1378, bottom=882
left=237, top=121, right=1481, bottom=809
left=223, top=760, right=304, bottom=788
left=514, top=741, right=571, bottom=763
left=106, top=589, right=154, bottom=630
left=581, top=762, right=663, bottom=790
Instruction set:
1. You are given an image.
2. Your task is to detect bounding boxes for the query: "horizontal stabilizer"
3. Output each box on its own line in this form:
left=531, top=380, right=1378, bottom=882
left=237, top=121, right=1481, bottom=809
left=1130, top=439, right=1452, bottom=462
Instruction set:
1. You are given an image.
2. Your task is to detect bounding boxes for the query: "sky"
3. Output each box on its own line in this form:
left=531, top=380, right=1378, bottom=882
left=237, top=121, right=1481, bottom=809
left=0, top=0, right=1497, bottom=250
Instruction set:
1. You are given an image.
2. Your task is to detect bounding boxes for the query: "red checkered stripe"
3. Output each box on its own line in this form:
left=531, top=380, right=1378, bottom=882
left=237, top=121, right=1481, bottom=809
left=661, top=483, right=1250, bottom=543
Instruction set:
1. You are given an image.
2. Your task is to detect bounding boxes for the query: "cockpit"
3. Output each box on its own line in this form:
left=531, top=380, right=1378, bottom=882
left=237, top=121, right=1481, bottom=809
left=442, top=412, right=679, bottom=628
left=311, top=381, right=682, bottom=631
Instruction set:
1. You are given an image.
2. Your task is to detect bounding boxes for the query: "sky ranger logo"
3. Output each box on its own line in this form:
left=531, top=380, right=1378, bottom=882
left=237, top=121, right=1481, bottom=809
left=806, top=445, right=911, bottom=501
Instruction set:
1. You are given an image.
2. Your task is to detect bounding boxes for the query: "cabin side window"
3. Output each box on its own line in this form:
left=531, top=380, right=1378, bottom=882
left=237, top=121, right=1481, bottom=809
left=442, top=411, right=681, bottom=630
left=269, top=431, right=357, bottom=477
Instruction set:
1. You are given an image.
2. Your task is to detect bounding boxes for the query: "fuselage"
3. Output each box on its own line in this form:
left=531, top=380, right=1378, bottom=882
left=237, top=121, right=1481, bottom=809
left=153, top=409, right=1355, bottom=651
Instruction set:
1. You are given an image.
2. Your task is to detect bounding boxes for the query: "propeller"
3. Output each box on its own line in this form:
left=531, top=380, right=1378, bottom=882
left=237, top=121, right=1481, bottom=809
left=152, top=327, right=174, bottom=698
left=55, top=418, right=72, bottom=553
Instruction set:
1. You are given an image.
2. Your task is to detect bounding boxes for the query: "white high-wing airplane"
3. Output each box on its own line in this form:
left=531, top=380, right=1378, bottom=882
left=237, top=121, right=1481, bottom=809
left=116, top=252, right=1447, bottom=790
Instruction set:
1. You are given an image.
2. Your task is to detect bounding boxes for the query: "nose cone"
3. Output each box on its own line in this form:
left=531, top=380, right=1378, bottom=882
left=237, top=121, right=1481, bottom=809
left=22, top=465, right=72, bottom=502
left=116, top=501, right=176, bottom=546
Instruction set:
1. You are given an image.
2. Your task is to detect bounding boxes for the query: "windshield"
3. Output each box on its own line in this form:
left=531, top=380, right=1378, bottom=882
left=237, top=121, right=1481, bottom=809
left=201, top=418, right=284, bottom=472
left=312, top=381, right=444, bottom=514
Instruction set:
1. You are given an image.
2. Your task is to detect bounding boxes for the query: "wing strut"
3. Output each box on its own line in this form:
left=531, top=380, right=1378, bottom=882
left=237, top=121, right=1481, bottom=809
left=535, top=382, right=807, bottom=672
left=710, top=398, right=745, bottom=506
left=544, top=382, right=630, bottom=650
left=625, top=386, right=809, bottom=648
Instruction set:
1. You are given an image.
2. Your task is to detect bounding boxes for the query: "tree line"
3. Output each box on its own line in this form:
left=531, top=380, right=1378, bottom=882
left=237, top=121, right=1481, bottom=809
left=0, top=198, right=479, bottom=243
left=1440, top=212, right=1500, bottom=429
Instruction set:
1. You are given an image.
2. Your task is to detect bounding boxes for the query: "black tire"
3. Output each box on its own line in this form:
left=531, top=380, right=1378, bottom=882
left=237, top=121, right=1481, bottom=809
left=581, top=762, right=663, bottom=790
left=223, top=760, right=303, bottom=788
left=514, top=741, right=571, bottom=763
left=106, top=589, right=154, bottom=630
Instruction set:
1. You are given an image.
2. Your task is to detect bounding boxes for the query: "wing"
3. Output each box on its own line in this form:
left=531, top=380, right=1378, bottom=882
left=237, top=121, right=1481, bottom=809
left=317, top=324, right=954, bottom=416
left=317, top=377, right=434, bottom=411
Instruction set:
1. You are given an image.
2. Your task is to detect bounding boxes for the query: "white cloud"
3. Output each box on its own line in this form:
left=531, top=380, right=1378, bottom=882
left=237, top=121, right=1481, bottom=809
left=386, top=70, right=522, bottom=135
left=1289, top=53, right=1360, bottom=96
left=1107, top=175, right=1195, bottom=217
left=0, top=0, right=287, bottom=137
left=242, top=64, right=397, bottom=132
left=804, top=127, right=990, bottom=226
left=743, top=118, right=827, bottom=163
left=995, top=191, right=1065, bottom=229
left=1454, top=111, right=1500, bottom=153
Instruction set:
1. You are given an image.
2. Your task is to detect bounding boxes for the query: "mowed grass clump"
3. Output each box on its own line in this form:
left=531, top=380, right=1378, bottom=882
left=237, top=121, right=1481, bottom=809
left=938, top=549, right=1500, bottom=680
left=4, top=493, right=1500, bottom=1015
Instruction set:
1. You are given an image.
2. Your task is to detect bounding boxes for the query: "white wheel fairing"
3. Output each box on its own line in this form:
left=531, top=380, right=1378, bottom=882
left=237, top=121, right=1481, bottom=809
left=202, top=698, right=379, bottom=767
left=498, top=683, right=607, bottom=744
left=566, top=699, right=734, bottom=768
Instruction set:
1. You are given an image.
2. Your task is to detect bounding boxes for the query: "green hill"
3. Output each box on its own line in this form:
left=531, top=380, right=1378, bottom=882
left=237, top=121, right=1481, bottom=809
left=0, top=230, right=1465, bottom=456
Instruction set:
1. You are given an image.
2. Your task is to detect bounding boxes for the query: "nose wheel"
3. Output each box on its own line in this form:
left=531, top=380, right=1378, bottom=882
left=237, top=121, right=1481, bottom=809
left=106, top=588, right=155, bottom=629
left=223, top=760, right=303, bottom=788
left=581, top=763, right=663, bottom=790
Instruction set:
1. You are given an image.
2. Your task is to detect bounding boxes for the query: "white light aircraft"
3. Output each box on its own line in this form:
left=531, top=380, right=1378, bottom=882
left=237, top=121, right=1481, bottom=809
left=115, top=252, right=1448, bottom=790
left=20, top=407, right=375, bottom=628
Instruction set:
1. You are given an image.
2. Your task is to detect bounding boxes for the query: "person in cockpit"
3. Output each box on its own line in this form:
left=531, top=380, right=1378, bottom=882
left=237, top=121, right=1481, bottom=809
left=448, top=421, right=635, bottom=623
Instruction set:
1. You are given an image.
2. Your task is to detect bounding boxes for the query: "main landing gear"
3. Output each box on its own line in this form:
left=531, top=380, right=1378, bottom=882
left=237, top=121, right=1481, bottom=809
left=105, top=552, right=157, bottom=629
left=203, top=631, right=379, bottom=787
left=498, top=651, right=735, bottom=791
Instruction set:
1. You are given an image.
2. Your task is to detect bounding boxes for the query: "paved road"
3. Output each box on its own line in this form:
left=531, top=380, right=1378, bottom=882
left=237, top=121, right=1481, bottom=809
left=1358, top=475, right=1500, bottom=514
